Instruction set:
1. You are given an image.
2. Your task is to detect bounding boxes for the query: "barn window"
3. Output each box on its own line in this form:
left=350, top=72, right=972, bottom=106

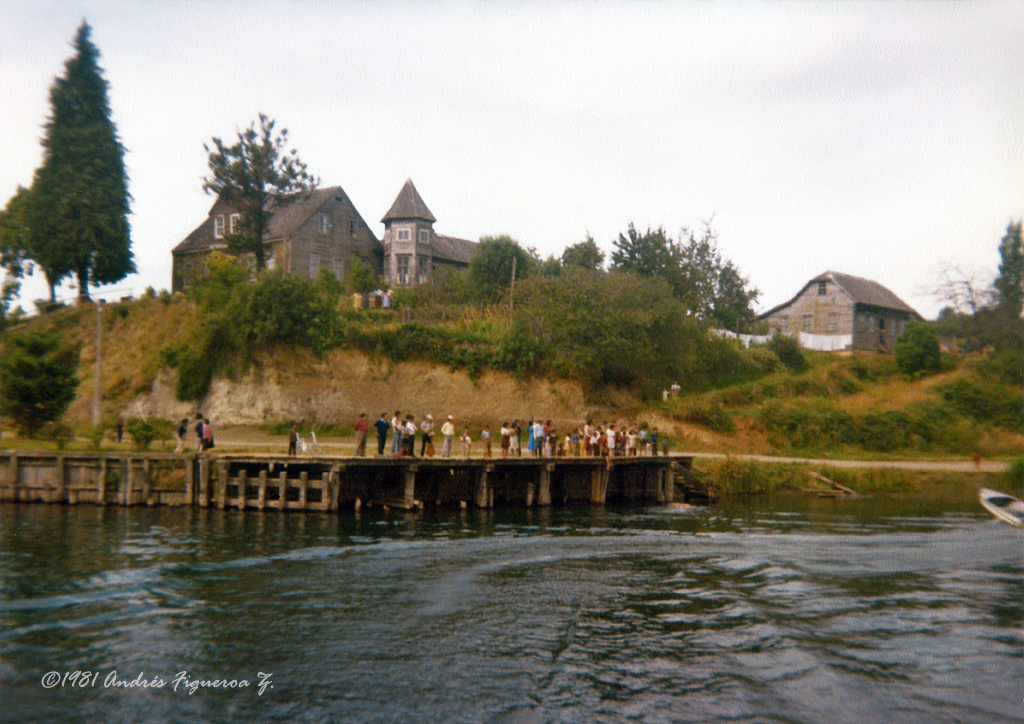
left=818, top=281, right=827, bottom=295
left=802, top=314, right=812, bottom=332
left=827, top=313, right=837, bottom=332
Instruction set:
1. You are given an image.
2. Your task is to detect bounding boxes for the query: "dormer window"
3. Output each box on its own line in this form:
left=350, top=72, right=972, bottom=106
left=214, top=215, right=225, bottom=239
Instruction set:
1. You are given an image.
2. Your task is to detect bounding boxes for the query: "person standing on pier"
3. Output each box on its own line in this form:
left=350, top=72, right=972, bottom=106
left=441, top=415, right=455, bottom=457
left=288, top=424, right=298, bottom=456
left=481, top=425, right=492, bottom=458
left=391, top=411, right=402, bottom=456
left=511, top=420, right=522, bottom=456
left=500, top=423, right=511, bottom=458
left=420, top=414, right=434, bottom=457
left=354, top=413, right=369, bottom=456
left=403, top=415, right=417, bottom=457
left=460, top=427, right=471, bottom=458
left=194, top=415, right=205, bottom=453
left=374, top=413, right=390, bottom=456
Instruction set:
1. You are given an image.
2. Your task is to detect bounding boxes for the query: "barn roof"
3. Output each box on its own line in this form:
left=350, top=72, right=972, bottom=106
left=759, top=271, right=921, bottom=319
left=381, top=178, right=436, bottom=223
left=433, top=234, right=477, bottom=265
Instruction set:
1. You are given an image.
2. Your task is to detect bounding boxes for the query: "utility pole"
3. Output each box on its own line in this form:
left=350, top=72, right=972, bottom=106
left=92, top=300, right=102, bottom=427
left=510, top=256, right=517, bottom=314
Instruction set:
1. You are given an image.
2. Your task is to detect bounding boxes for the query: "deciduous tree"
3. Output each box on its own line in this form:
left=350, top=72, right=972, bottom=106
left=26, top=22, right=134, bottom=301
left=466, top=235, right=534, bottom=302
left=202, top=114, right=319, bottom=271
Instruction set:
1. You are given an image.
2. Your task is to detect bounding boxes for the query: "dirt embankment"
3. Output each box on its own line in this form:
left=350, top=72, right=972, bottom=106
left=124, top=348, right=594, bottom=429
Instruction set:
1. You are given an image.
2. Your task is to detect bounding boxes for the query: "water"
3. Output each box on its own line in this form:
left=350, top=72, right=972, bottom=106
left=1, top=496, right=1022, bottom=724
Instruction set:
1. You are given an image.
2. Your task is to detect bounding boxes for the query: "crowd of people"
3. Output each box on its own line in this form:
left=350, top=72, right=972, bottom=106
left=359, top=413, right=671, bottom=460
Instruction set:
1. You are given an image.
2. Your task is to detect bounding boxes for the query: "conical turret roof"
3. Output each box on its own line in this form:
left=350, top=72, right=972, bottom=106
left=381, top=178, right=436, bottom=223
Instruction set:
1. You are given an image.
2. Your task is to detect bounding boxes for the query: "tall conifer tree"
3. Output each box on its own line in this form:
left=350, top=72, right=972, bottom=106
left=995, top=220, right=1024, bottom=320
left=27, top=21, right=134, bottom=301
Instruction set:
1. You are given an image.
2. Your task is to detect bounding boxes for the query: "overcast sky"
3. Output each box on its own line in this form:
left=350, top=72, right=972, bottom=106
left=3, top=1, right=1022, bottom=319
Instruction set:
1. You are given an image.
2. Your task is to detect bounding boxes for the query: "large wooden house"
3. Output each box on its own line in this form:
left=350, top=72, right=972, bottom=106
left=380, top=179, right=477, bottom=288
left=171, top=186, right=381, bottom=292
left=758, top=271, right=922, bottom=352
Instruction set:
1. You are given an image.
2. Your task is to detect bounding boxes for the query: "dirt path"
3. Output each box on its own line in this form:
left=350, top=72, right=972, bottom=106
left=685, top=451, right=1009, bottom=474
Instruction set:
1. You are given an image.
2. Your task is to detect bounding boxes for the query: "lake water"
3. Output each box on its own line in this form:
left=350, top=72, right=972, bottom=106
left=1, top=495, right=1022, bottom=724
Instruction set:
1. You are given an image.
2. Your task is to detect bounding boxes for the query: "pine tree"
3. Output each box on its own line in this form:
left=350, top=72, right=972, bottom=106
left=995, top=220, right=1024, bottom=320
left=202, top=114, right=319, bottom=271
left=27, top=21, right=134, bottom=301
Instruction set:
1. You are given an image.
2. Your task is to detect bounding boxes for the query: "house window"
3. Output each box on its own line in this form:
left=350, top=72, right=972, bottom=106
left=309, top=252, right=320, bottom=278
left=419, top=229, right=429, bottom=243
left=878, top=317, right=885, bottom=330
left=229, top=213, right=240, bottom=234
left=349, top=219, right=355, bottom=235
left=818, top=281, right=827, bottom=295
left=319, top=213, right=329, bottom=234
left=827, top=313, right=837, bottom=333
left=417, top=257, right=430, bottom=284
left=802, top=314, right=812, bottom=332
left=397, top=229, right=411, bottom=241
left=214, top=215, right=225, bottom=239
left=779, top=315, right=788, bottom=332
left=396, top=255, right=411, bottom=284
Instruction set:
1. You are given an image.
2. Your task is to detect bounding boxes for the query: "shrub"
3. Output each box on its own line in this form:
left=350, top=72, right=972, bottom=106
left=125, top=418, right=173, bottom=451
left=894, top=321, right=941, bottom=377
left=769, top=334, right=807, bottom=372
left=0, top=331, right=80, bottom=436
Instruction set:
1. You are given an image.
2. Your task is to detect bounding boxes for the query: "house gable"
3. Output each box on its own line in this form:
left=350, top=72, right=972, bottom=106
left=171, top=185, right=381, bottom=292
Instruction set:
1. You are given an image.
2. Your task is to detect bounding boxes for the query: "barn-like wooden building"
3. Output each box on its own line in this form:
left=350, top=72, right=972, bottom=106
left=758, top=271, right=922, bottom=352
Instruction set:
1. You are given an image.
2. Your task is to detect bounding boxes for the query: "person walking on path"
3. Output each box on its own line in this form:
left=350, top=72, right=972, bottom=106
left=288, top=424, right=298, bottom=456
left=374, top=413, right=390, bottom=456
left=202, top=418, right=214, bottom=451
left=354, top=413, right=369, bottom=456
left=174, top=418, right=188, bottom=454
left=194, top=415, right=205, bottom=453
left=441, top=415, right=455, bottom=457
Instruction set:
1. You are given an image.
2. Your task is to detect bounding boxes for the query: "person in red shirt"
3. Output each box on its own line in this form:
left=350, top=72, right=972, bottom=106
left=353, top=413, right=369, bottom=456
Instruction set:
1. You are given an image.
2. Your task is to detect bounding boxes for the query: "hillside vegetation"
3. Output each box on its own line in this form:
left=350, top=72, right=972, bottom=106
left=2, top=270, right=1022, bottom=460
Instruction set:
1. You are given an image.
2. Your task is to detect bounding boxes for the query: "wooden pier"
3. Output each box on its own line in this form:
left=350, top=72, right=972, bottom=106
left=0, top=451, right=701, bottom=511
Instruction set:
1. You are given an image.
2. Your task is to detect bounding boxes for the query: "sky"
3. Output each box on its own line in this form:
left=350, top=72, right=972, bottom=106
left=2, top=0, right=1022, bottom=319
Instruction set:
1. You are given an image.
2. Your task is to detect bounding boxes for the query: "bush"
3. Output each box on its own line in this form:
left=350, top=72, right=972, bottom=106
left=894, top=321, right=941, bottom=377
left=0, top=331, right=80, bottom=436
left=125, top=418, right=173, bottom=451
left=769, top=334, right=807, bottom=372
